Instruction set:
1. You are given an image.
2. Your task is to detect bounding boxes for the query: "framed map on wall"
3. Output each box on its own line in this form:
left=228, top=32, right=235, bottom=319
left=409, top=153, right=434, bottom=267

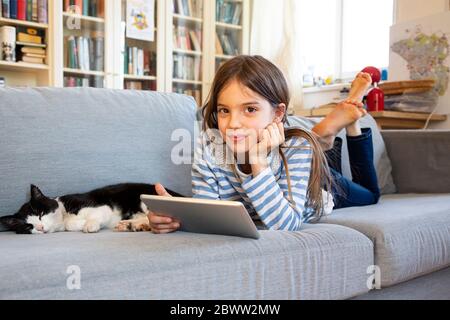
left=389, top=11, right=450, bottom=127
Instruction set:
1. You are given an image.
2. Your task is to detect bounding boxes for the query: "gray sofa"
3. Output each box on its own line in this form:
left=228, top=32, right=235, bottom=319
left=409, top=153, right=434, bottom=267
left=0, top=87, right=449, bottom=300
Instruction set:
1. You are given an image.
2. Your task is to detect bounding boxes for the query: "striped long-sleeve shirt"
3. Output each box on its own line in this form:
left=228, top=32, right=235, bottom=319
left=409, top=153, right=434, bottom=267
left=191, top=132, right=334, bottom=231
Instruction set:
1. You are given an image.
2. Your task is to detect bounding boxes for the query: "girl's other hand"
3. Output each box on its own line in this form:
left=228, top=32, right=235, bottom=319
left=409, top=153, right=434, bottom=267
left=249, top=122, right=285, bottom=164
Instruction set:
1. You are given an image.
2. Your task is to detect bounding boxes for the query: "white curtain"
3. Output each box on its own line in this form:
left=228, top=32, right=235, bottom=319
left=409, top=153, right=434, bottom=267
left=249, top=0, right=303, bottom=114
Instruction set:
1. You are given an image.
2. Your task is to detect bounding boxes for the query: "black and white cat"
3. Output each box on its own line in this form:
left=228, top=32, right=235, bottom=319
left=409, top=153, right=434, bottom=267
left=0, top=183, right=183, bottom=234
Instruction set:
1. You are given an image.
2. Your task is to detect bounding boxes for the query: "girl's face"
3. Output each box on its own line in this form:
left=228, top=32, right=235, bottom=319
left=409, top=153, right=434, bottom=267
left=217, top=79, right=285, bottom=155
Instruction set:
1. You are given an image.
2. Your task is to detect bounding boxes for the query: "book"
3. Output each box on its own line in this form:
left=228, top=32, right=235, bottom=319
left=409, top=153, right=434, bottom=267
left=64, top=0, right=69, bottom=12
left=215, top=32, right=223, bottom=55
left=83, top=36, right=89, bottom=70
left=94, top=36, right=103, bottom=71
left=189, top=30, right=201, bottom=51
left=26, top=0, right=32, bottom=20
left=67, top=35, right=78, bottom=68
left=89, top=0, right=97, bottom=17
left=82, top=0, right=88, bottom=15
left=21, top=46, right=45, bottom=54
left=10, top=0, right=17, bottom=19
left=24, top=52, right=45, bottom=58
left=18, top=32, right=41, bottom=43
left=187, top=0, right=193, bottom=17
left=17, top=0, right=26, bottom=20
left=232, top=3, right=242, bottom=25
left=97, top=0, right=104, bottom=18
left=22, top=55, right=44, bottom=64
left=124, top=45, right=128, bottom=74
left=191, top=0, right=202, bottom=18
left=89, top=37, right=94, bottom=71
left=2, top=0, right=10, bottom=18
left=143, top=50, right=150, bottom=76
left=31, top=0, right=37, bottom=21
left=37, top=0, right=47, bottom=23
left=74, top=0, right=82, bottom=15
left=176, top=0, right=185, bottom=16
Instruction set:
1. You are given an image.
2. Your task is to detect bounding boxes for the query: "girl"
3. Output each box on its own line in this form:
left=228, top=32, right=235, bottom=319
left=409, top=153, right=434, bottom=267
left=148, top=55, right=380, bottom=233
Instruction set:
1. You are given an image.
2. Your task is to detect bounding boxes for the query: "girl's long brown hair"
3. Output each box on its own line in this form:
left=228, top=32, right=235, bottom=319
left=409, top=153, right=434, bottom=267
left=202, top=55, right=332, bottom=222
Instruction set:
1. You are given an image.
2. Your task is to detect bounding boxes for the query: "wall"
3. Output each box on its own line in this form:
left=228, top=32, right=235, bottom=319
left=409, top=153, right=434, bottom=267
left=395, top=0, right=448, bottom=23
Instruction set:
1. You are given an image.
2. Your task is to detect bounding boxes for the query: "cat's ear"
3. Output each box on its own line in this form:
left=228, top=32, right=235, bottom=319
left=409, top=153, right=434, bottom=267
left=30, top=184, right=45, bottom=200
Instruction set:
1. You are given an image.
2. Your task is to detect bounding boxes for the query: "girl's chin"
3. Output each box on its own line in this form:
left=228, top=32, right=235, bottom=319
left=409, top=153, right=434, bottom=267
left=225, top=139, right=250, bottom=153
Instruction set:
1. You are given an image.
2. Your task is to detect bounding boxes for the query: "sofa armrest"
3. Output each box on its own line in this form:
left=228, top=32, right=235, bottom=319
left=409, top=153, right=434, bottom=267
left=381, top=130, right=450, bottom=194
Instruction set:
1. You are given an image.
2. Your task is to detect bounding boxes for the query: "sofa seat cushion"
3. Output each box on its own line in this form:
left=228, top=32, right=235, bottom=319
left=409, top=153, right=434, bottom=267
left=321, top=194, right=450, bottom=287
left=0, top=224, right=373, bottom=300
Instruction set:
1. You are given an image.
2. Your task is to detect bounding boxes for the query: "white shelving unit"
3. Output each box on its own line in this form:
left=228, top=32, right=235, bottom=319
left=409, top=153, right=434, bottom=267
left=0, top=13, right=51, bottom=87
left=0, top=0, right=250, bottom=105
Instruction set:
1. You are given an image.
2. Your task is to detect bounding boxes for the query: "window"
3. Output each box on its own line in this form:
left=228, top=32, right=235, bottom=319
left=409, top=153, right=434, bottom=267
left=299, top=0, right=394, bottom=84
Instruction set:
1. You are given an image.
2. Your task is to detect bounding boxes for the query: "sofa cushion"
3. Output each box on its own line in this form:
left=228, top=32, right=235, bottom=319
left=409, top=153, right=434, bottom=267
left=321, top=194, right=450, bottom=287
left=286, top=114, right=397, bottom=195
left=0, top=224, right=373, bottom=300
left=381, top=130, right=450, bottom=194
left=0, top=88, right=197, bottom=227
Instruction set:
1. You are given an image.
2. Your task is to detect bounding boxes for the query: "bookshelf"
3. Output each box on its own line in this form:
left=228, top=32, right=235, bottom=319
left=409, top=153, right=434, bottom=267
left=119, top=0, right=161, bottom=91
left=167, top=0, right=205, bottom=107
left=215, top=0, right=249, bottom=72
left=0, top=0, right=250, bottom=105
left=0, top=0, right=50, bottom=87
left=62, top=0, right=106, bottom=88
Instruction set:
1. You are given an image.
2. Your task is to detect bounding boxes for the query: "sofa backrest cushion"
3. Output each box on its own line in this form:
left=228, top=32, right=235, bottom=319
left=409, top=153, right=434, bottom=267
left=286, top=114, right=397, bottom=195
left=0, top=87, right=197, bottom=225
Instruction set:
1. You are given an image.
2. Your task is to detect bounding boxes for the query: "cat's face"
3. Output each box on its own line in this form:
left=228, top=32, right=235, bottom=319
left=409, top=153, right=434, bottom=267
left=0, top=185, right=65, bottom=234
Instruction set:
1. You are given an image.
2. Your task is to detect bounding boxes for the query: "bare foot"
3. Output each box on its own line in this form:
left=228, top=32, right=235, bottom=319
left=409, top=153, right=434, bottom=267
left=313, top=101, right=366, bottom=140
left=348, top=72, right=372, bottom=102
left=312, top=72, right=371, bottom=147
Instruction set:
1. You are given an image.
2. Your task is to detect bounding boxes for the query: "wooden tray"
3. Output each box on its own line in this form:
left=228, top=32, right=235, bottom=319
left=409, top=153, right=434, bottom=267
left=379, top=80, right=435, bottom=90
left=382, top=87, right=433, bottom=95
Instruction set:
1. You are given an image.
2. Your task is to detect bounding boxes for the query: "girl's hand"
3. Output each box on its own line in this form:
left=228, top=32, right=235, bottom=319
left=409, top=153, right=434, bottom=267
left=248, top=122, right=285, bottom=165
left=147, top=183, right=180, bottom=234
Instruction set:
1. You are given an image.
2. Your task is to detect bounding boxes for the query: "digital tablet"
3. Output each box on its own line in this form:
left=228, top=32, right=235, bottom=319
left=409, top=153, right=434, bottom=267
left=140, top=195, right=260, bottom=239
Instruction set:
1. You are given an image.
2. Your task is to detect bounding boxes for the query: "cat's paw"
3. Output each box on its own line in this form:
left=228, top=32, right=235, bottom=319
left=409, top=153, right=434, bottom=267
left=83, top=220, right=101, bottom=233
left=114, top=220, right=132, bottom=232
left=114, top=219, right=151, bottom=232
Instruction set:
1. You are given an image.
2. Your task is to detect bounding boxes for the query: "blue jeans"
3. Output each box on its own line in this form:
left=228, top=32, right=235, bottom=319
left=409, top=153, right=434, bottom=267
left=325, top=128, right=380, bottom=209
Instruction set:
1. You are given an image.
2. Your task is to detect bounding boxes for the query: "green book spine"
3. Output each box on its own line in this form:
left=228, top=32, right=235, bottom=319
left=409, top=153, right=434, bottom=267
left=83, top=0, right=88, bottom=16
left=124, top=45, right=128, bottom=74
left=26, top=0, right=32, bottom=21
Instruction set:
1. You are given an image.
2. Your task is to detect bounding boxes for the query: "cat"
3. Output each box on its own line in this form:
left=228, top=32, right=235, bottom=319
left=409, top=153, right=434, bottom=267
left=0, top=183, right=183, bottom=234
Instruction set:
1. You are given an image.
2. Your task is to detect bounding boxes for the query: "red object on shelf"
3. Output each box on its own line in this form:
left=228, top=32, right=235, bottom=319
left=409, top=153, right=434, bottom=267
left=362, top=66, right=381, bottom=84
left=362, top=66, right=384, bottom=111
left=366, top=87, right=385, bottom=112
